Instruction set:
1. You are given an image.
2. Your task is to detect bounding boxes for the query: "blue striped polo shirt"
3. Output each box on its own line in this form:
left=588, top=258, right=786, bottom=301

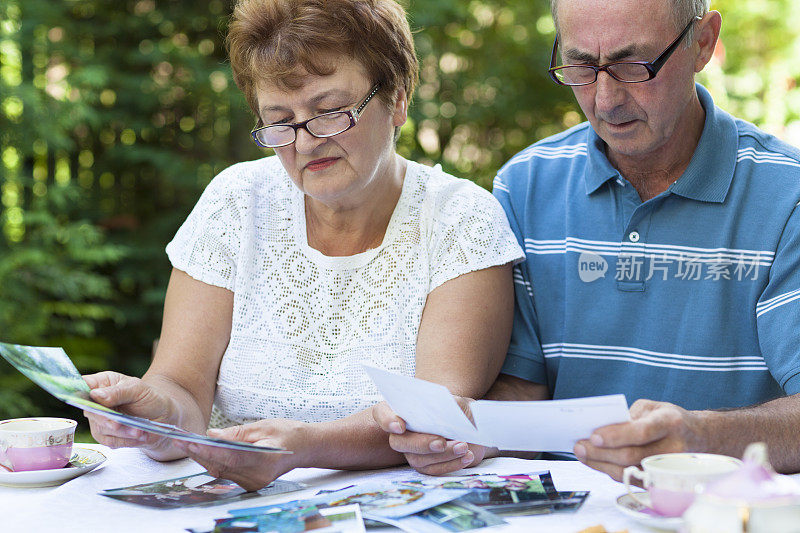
left=494, top=83, right=800, bottom=410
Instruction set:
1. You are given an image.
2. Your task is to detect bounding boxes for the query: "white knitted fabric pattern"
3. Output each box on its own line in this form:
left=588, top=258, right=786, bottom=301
left=166, top=155, right=523, bottom=426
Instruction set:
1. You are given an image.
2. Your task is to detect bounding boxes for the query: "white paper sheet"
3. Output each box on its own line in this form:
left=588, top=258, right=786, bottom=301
left=470, top=395, right=630, bottom=452
left=364, top=366, right=630, bottom=452
left=363, top=366, right=481, bottom=443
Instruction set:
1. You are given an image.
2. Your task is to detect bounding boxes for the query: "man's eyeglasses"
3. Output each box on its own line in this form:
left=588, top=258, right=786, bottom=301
left=548, top=16, right=703, bottom=86
left=251, top=84, right=381, bottom=148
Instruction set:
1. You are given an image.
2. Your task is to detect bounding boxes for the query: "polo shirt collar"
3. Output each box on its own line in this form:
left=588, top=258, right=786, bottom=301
left=583, top=83, right=738, bottom=202
left=669, top=84, right=737, bottom=202
left=583, top=127, right=620, bottom=195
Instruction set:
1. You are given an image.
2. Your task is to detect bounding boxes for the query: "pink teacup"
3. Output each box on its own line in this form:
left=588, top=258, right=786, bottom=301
left=623, top=453, right=742, bottom=517
left=0, top=418, right=77, bottom=471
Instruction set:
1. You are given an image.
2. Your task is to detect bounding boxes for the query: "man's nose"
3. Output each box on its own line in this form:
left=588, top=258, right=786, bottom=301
left=594, top=70, right=627, bottom=114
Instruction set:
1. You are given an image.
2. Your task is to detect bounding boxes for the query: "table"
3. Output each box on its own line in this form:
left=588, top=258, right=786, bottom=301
left=0, top=447, right=651, bottom=533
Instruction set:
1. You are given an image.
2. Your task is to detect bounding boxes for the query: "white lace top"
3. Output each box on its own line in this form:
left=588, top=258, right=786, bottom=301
left=166, top=155, right=523, bottom=426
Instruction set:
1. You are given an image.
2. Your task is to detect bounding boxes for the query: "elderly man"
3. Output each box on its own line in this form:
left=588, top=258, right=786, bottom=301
left=374, top=0, right=800, bottom=482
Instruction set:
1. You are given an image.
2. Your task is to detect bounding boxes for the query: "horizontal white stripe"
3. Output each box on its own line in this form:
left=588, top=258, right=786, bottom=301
left=757, top=287, right=800, bottom=311
left=492, top=176, right=510, bottom=193
left=737, top=154, right=800, bottom=169
left=507, top=144, right=588, bottom=166
left=516, top=152, right=589, bottom=162
left=542, top=342, right=764, bottom=363
left=521, top=144, right=588, bottom=153
left=524, top=244, right=772, bottom=266
left=544, top=352, right=768, bottom=372
left=513, top=265, right=533, bottom=297
left=736, top=155, right=799, bottom=166
left=542, top=342, right=768, bottom=372
left=738, top=147, right=800, bottom=165
left=514, top=278, right=533, bottom=297
left=756, top=292, right=800, bottom=318
left=524, top=238, right=773, bottom=265
left=621, top=240, right=774, bottom=258
left=524, top=242, right=748, bottom=256
left=525, top=237, right=773, bottom=258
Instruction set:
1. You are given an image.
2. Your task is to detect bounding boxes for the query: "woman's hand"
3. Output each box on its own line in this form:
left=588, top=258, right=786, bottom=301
left=175, top=419, right=309, bottom=492
left=83, top=371, right=182, bottom=459
left=372, top=400, right=493, bottom=475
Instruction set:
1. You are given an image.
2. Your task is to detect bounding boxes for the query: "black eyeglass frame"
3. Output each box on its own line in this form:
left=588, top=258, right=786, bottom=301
left=548, top=15, right=703, bottom=86
left=250, top=83, right=382, bottom=148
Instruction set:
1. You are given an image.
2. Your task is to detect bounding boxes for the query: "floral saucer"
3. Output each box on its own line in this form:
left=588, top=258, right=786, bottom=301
left=0, top=443, right=110, bottom=488
left=615, top=492, right=684, bottom=531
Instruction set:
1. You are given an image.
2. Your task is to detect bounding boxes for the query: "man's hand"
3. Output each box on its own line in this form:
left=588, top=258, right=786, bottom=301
left=372, top=400, right=494, bottom=475
left=573, top=399, right=707, bottom=481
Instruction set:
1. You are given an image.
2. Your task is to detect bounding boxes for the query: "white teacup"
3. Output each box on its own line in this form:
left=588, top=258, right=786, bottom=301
left=0, top=418, right=77, bottom=472
left=623, top=452, right=742, bottom=517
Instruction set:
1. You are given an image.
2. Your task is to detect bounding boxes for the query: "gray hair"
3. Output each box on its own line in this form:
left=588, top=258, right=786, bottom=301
left=550, top=0, right=710, bottom=47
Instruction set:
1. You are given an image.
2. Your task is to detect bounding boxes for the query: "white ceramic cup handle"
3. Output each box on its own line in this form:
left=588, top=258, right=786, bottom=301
left=623, top=465, right=651, bottom=509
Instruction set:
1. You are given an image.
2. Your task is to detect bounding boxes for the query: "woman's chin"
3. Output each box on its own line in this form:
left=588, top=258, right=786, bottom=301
left=302, top=183, right=357, bottom=207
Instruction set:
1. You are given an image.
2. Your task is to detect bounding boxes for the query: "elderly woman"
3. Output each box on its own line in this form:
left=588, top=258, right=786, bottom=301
left=83, top=0, right=523, bottom=490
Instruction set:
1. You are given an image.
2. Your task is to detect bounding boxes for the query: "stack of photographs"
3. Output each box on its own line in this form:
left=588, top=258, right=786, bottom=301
left=398, top=471, right=589, bottom=516
left=189, top=471, right=588, bottom=532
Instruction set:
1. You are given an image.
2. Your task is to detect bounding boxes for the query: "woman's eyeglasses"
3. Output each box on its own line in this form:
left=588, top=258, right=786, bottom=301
left=251, top=84, right=381, bottom=148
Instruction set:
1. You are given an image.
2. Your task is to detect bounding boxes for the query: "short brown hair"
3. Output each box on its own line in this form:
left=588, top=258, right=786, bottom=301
left=226, top=0, right=419, bottom=115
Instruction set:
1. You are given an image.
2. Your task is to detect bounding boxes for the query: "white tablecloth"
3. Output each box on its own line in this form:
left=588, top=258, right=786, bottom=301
left=0, top=447, right=649, bottom=533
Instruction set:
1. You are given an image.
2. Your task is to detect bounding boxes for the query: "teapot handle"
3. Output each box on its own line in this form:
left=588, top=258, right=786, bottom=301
left=742, top=442, right=769, bottom=467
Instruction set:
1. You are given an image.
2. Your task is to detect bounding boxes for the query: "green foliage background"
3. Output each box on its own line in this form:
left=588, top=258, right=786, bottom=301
left=1, top=0, right=799, bottom=431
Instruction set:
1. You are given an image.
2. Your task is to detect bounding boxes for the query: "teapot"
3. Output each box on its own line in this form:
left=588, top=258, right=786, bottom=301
left=683, top=443, right=800, bottom=532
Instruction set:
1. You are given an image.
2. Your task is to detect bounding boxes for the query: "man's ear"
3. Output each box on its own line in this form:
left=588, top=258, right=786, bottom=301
left=694, top=11, right=722, bottom=73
